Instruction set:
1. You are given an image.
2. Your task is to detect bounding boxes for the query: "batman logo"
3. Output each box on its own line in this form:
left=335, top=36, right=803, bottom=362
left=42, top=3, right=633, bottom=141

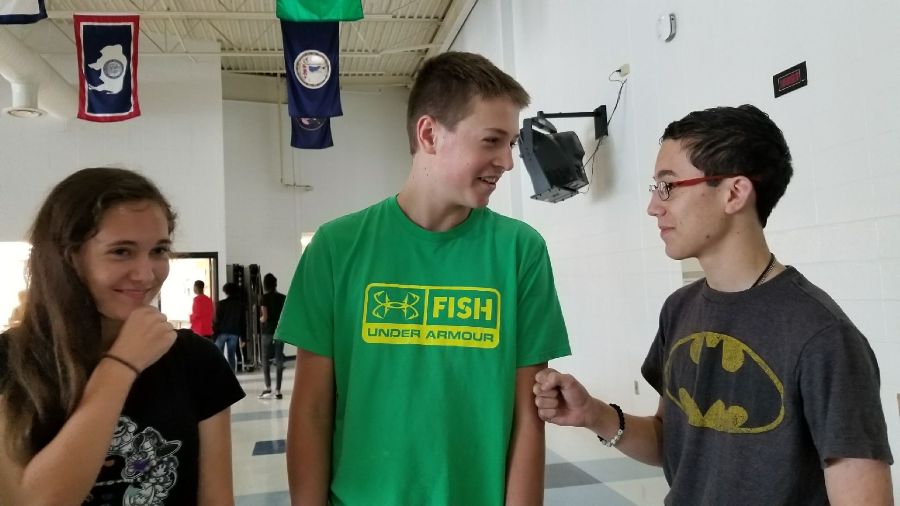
left=663, top=332, right=784, bottom=434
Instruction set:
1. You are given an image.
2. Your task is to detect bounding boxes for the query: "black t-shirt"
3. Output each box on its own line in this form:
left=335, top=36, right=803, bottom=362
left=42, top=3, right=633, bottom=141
left=642, top=267, right=893, bottom=506
left=1, top=329, right=245, bottom=504
left=214, top=296, right=245, bottom=336
left=260, top=291, right=286, bottom=335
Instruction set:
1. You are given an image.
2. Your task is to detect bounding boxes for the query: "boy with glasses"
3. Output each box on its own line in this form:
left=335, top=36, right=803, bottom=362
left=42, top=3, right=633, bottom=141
left=535, top=104, right=893, bottom=505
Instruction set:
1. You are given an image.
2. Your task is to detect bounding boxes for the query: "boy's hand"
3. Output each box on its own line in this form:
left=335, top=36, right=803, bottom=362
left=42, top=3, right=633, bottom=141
left=533, top=368, right=595, bottom=427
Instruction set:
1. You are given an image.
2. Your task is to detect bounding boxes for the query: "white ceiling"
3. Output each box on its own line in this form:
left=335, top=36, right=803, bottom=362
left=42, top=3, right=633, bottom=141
left=42, top=0, right=477, bottom=88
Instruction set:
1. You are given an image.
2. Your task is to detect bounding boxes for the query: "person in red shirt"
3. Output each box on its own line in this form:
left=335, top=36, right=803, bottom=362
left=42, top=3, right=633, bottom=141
left=189, top=280, right=213, bottom=339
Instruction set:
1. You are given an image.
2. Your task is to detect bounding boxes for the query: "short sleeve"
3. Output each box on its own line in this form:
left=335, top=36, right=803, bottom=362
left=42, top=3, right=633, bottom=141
left=275, top=229, right=335, bottom=357
left=641, top=326, right=666, bottom=396
left=514, top=234, right=570, bottom=367
left=798, top=321, right=893, bottom=466
left=181, top=331, right=245, bottom=420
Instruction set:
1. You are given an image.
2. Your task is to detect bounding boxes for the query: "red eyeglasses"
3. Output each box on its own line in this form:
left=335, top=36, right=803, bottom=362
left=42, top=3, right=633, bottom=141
left=649, top=175, right=736, bottom=201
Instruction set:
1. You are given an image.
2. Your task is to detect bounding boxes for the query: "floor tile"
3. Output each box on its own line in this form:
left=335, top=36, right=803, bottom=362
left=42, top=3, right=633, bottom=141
left=232, top=409, right=290, bottom=423
left=545, top=483, right=636, bottom=506
left=546, top=448, right=567, bottom=465
left=251, top=439, right=286, bottom=456
left=545, top=462, right=601, bottom=489
left=229, top=362, right=670, bottom=505
left=236, top=490, right=291, bottom=506
left=577, top=457, right=665, bottom=483
left=605, top=476, right=671, bottom=505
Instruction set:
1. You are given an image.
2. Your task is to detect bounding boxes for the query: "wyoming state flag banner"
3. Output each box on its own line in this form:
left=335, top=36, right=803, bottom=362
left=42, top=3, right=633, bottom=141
left=282, top=20, right=342, bottom=118
left=0, top=0, right=46, bottom=24
left=291, top=117, right=333, bottom=149
left=277, top=0, right=363, bottom=22
left=74, top=15, right=141, bottom=122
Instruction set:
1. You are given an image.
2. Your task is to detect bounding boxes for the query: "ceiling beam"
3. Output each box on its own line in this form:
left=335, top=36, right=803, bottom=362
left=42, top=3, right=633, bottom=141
left=222, top=70, right=409, bottom=86
left=423, top=0, right=477, bottom=61
left=46, top=10, right=441, bottom=23
left=39, top=47, right=430, bottom=58
left=220, top=45, right=434, bottom=58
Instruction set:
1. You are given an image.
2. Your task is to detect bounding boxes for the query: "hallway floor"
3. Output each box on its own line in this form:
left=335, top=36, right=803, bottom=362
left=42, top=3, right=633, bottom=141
left=232, top=364, right=669, bottom=505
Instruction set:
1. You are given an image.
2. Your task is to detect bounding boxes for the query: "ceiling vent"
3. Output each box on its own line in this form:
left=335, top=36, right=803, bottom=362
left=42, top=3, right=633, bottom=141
left=0, top=27, right=76, bottom=118
left=3, top=81, right=44, bottom=118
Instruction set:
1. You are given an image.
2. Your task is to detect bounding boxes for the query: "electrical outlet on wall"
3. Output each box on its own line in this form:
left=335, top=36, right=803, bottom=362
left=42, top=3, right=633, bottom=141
left=619, top=63, right=630, bottom=77
left=634, top=380, right=640, bottom=395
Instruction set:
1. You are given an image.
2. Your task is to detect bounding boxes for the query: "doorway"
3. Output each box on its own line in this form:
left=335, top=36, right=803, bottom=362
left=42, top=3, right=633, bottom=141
left=157, top=252, right=219, bottom=330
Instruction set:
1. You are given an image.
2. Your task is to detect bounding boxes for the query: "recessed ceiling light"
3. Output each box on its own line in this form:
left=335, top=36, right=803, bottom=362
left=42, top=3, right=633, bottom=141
left=3, top=106, right=45, bottom=118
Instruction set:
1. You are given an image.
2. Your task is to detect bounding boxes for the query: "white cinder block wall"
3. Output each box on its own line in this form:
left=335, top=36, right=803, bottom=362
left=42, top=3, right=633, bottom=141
left=454, top=0, right=900, bottom=491
left=444, top=0, right=519, bottom=219
left=0, top=33, right=227, bottom=282
left=222, top=88, right=411, bottom=290
left=222, top=100, right=300, bottom=291
left=222, top=89, right=411, bottom=357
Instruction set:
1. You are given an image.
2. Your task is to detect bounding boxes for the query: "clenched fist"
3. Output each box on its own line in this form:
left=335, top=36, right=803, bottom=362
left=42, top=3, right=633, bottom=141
left=107, top=306, right=177, bottom=372
left=533, top=368, right=595, bottom=427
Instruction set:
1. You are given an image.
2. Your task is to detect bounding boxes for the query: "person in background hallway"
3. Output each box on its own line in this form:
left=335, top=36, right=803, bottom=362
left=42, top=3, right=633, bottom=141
left=0, top=167, right=244, bottom=505
left=535, top=105, right=894, bottom=506
left=277, top=51, right=571, bottom=505
left=214, top=282, right=244, bottom=374
left=190, top=280, right=214, bottom=340
left=258, top=273, right=287, bottom=399
left=6, top=291, right=26, bottom=328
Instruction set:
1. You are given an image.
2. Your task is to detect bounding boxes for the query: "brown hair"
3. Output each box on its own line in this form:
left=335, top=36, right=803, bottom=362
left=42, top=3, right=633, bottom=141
left=1, top=167, right=176, bottom=464
left=406, top=51, right=530, bottom=154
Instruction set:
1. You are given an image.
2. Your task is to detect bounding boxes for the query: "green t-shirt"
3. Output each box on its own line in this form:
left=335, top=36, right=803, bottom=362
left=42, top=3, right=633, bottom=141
left=277, top=196, right=570, bottom=505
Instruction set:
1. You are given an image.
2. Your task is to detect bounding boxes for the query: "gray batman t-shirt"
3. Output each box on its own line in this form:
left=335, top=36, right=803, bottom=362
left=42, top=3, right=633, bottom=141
left=642, top=266, right=893, bottom=506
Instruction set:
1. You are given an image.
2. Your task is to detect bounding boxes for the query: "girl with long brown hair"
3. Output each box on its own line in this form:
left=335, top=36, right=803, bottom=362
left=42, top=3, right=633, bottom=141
left=0, top=168, right=245, bottom=505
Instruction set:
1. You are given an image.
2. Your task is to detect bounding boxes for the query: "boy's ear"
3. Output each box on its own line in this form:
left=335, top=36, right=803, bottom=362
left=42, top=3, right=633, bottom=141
left=416, top=115, right=439, bottom=155
left=723, top=176, right=756, bottom=216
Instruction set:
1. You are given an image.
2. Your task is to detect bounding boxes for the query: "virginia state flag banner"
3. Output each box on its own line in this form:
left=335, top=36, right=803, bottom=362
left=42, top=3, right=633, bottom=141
left=282, top=20, right=342, bottom=118
left=74, top=15, right=141, bottom=122
left=277, top=0, right=362, bottom=22
left=291, top=117, right=334, bottom=149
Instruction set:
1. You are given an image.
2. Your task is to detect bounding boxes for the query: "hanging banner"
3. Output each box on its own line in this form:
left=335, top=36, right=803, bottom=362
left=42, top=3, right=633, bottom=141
left=276, top=0, right=363, bottom=22
left=74, top=14, right=141, bottom=122
left=291, top=117, right=334, bottom=149
left=281, top=20, right=342, bottom=118
left=0, top=0, right=46, bottom=24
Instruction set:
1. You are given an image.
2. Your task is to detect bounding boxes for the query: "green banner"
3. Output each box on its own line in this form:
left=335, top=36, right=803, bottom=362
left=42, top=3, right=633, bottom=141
left=276, top=0, right=363, bottom=22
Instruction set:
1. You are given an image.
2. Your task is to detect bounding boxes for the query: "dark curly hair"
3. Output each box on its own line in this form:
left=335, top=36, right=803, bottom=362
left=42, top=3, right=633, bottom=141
left=661, top=104, right=793, bottom=227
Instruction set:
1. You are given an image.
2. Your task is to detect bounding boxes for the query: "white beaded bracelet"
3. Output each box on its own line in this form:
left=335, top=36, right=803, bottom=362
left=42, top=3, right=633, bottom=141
left=597, top=403, right=625, bottom=447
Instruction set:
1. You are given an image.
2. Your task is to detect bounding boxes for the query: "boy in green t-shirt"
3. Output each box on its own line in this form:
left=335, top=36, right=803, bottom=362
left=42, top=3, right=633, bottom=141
left=277, top=51, right=571, bottom=505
